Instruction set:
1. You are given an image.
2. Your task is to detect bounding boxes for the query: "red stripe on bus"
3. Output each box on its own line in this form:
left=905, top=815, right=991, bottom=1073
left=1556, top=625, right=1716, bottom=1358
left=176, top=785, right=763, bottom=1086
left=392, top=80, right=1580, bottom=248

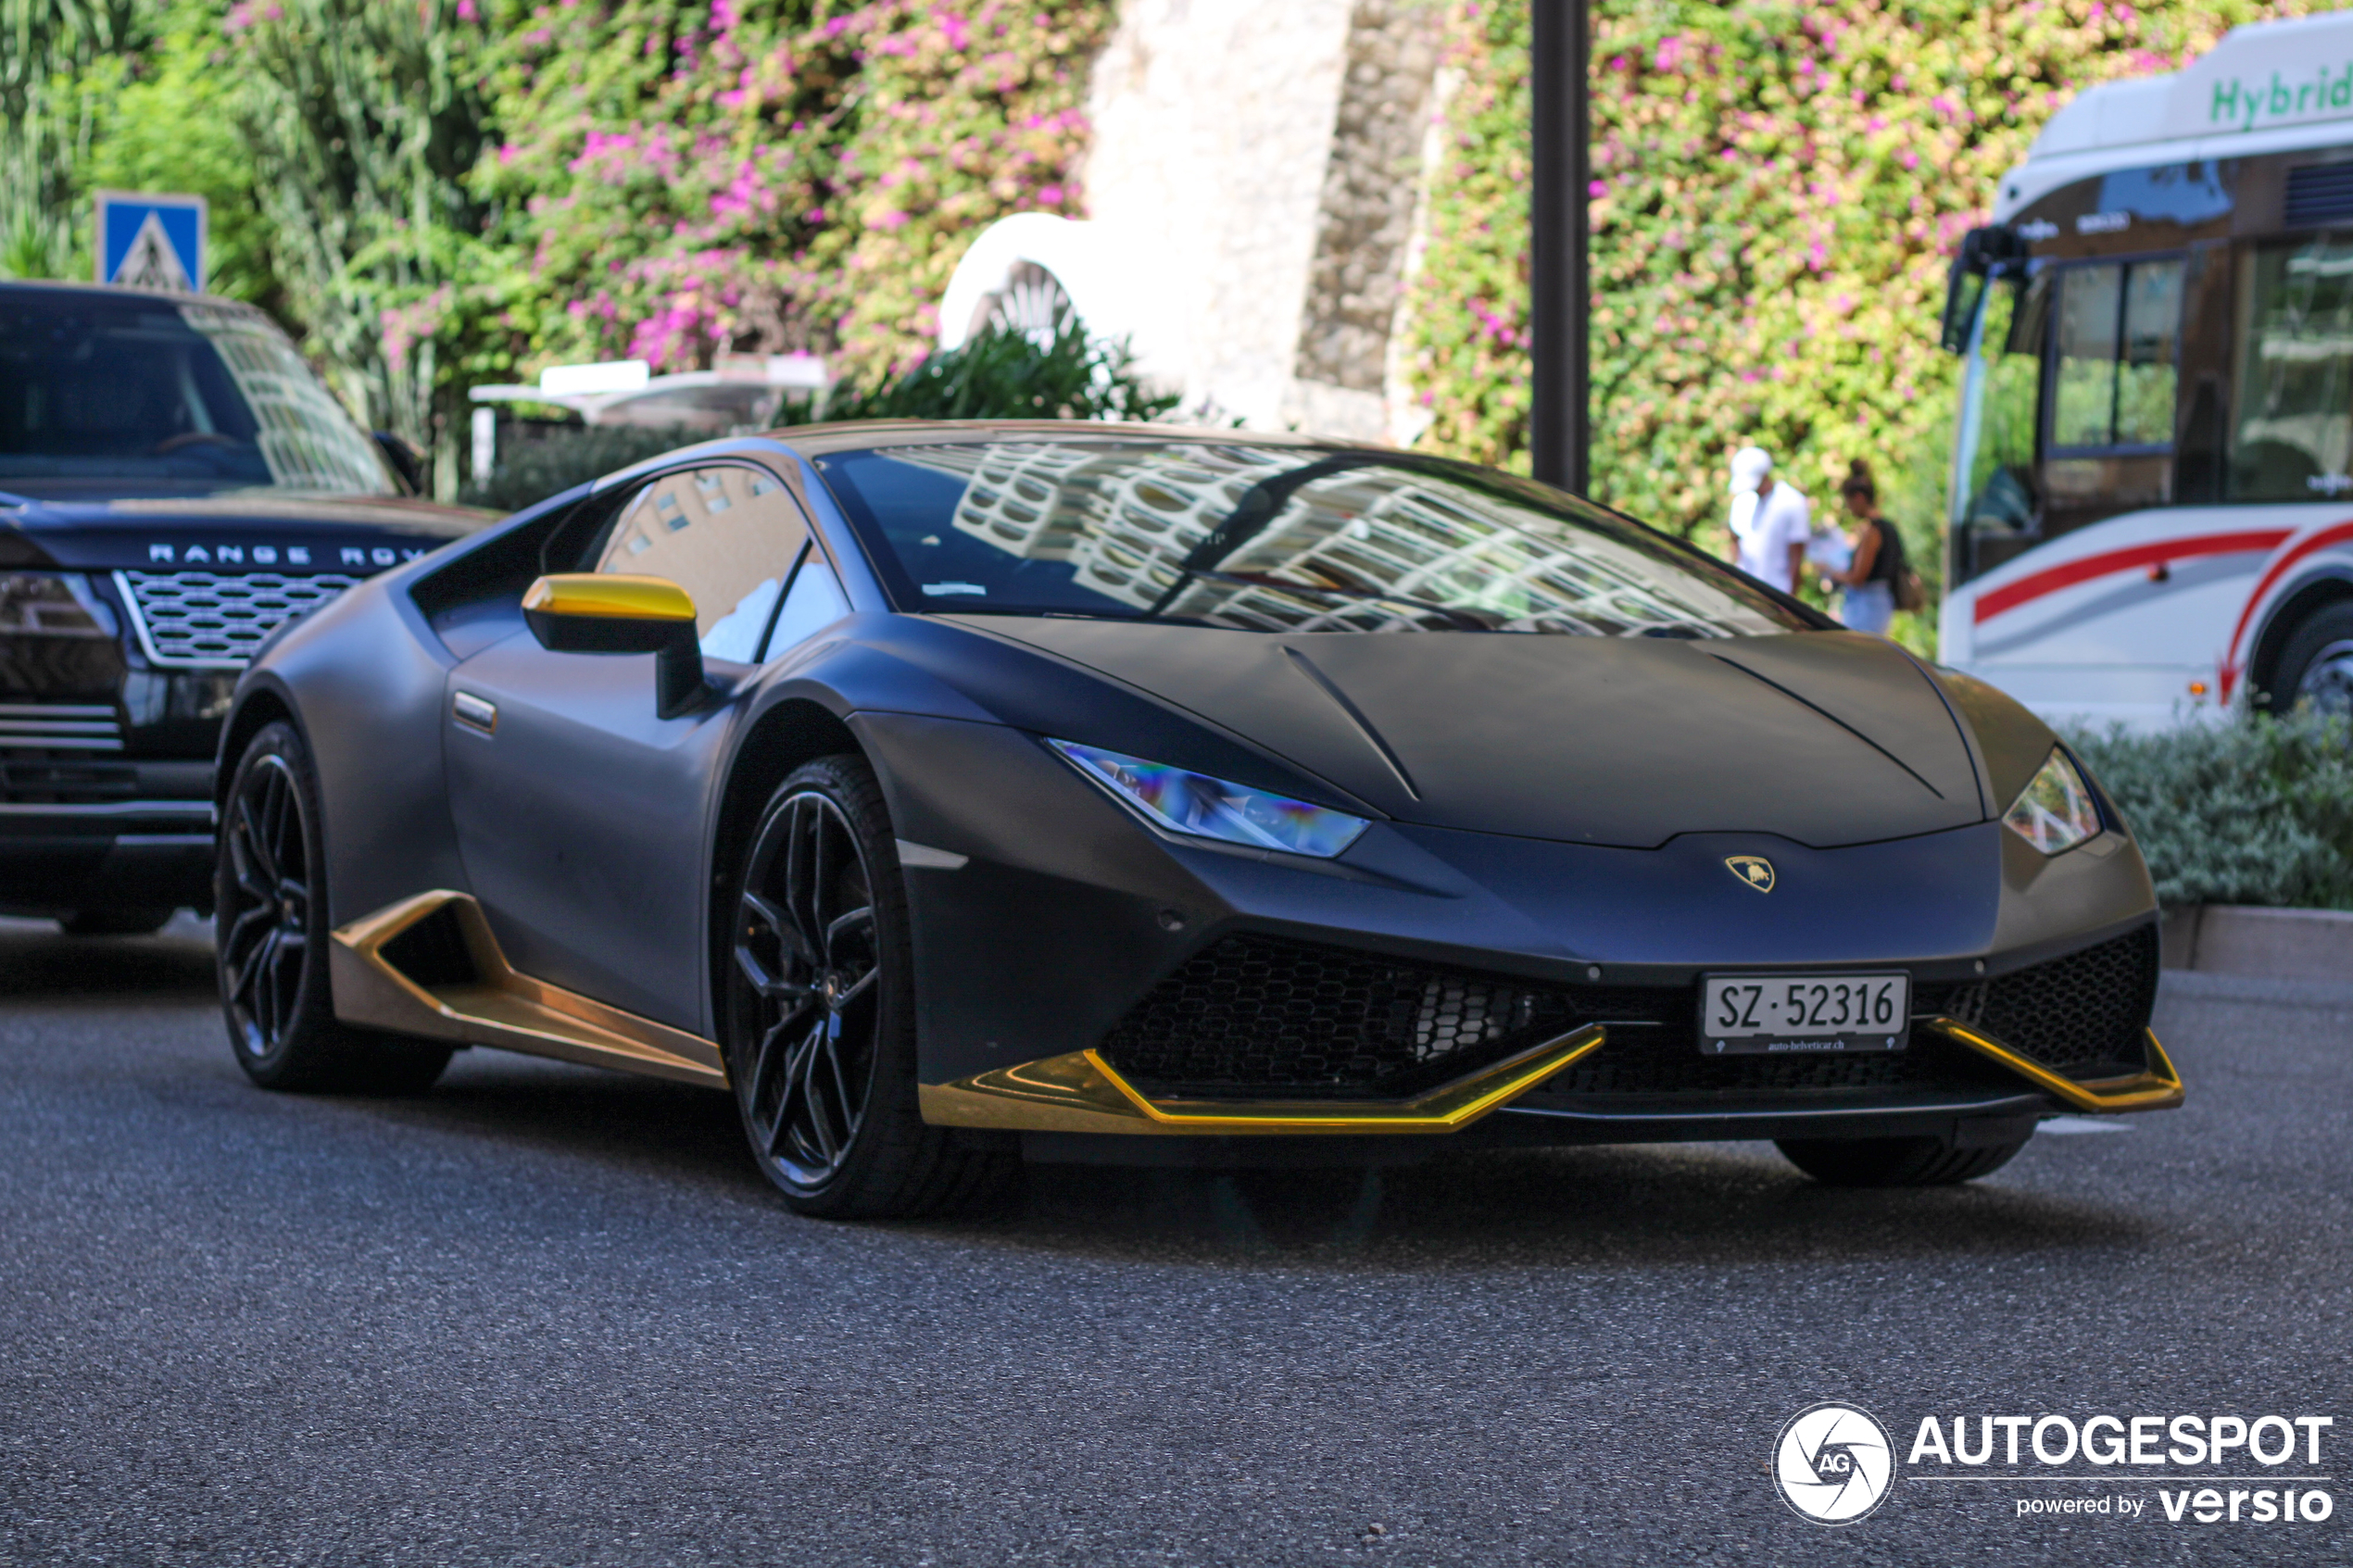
left=2220, top=518, right=2353, bottom=700
left=1972, top=530, right=2292, bottom=624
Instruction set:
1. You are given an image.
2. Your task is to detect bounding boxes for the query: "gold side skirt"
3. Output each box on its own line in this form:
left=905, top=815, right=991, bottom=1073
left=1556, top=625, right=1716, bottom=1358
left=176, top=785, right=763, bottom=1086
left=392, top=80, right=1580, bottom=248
left=1926, top=1018, right=2184, bottom=1114
left=328, top=890, right=726, bottom=1086
left=918, top=1024, right=1607, bottom=1136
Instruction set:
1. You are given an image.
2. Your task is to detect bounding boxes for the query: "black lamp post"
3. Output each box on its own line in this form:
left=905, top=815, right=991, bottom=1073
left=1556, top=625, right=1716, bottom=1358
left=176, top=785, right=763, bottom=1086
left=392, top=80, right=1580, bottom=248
left=1529, top=0, right=1588, bottom=494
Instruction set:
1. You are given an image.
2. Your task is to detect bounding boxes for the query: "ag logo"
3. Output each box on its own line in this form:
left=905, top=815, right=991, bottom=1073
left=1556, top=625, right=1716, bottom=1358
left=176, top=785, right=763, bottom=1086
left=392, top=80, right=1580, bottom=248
left=1772, top=1402, right=1893, bottom=1524
left=1725, top=855, right=1775, bottom=893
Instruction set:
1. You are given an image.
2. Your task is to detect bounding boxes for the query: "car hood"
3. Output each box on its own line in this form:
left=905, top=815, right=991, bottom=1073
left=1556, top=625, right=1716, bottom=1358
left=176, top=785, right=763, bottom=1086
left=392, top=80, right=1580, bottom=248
left=0, top=488, right=492, bottom=571
left=958, top=619, right=1992, bottom=849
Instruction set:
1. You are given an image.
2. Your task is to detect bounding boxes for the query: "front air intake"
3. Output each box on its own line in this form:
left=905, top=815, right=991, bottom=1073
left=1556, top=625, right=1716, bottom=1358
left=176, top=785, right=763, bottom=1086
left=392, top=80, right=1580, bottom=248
left=1099, top=935, right=1613, bottom=1098
left=1916, top=924, right=2158, bottom=1076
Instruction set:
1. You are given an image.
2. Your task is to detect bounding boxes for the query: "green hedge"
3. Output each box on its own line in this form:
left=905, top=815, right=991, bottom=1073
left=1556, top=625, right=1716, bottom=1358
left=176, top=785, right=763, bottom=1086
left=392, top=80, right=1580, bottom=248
left=2069, top=713, right=2353, bottom=911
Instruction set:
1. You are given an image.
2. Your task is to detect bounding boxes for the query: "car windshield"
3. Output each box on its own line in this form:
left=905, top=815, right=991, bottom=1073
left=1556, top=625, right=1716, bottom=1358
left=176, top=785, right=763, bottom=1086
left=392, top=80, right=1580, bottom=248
left=815, top=439, right=1811, bottom=636
left=0, top=290, right=395, bottom=495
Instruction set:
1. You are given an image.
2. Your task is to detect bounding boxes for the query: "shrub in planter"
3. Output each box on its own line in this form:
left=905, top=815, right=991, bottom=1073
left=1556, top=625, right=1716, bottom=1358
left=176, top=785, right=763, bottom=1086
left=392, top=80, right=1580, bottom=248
left=822, top=322, right=1176, bottom=424
left=2065, top=711, right=2353, bottom=911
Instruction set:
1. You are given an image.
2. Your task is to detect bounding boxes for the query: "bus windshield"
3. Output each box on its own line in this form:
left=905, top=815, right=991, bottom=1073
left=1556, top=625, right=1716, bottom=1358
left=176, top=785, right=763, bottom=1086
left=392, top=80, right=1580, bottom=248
left=1949, top=269, right=2043, bottom=577
left=1947, top=252, right=2189, bottom=583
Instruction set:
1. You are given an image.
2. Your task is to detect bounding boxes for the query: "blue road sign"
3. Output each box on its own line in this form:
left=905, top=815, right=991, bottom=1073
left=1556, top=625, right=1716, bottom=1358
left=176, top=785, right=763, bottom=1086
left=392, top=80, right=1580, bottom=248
left=94, top=191, right=208, bottom=293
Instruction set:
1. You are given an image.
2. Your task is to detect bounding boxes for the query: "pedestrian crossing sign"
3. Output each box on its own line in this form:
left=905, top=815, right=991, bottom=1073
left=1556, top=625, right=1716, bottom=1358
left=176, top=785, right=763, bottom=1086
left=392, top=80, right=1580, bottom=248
left=95, top=191, right=208, bottom=294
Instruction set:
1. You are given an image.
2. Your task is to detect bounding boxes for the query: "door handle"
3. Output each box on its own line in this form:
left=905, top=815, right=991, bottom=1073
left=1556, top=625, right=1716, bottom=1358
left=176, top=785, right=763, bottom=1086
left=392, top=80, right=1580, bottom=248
left=452, top=691, right=497, bottom=734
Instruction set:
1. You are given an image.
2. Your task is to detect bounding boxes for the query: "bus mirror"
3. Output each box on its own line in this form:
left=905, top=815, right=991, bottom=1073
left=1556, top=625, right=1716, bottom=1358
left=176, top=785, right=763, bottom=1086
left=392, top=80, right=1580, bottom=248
left=1939, top=226, right=2025, bottom=355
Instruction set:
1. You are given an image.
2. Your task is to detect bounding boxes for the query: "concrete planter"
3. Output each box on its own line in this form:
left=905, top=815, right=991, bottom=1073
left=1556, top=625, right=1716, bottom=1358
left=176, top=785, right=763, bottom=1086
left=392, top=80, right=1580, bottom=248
left=2159, top=904, right=2353, bottom=981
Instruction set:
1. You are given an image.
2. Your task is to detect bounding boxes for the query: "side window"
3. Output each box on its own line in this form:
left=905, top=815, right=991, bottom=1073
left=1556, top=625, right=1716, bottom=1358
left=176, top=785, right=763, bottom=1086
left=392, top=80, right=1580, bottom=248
left=595, top=464, right=808, bottom=661
left=759, top=554, right=851, bottom=661
left=2048, top=258, right=2183, bottom=453
left=2231, top=235, right=2353, bottom=500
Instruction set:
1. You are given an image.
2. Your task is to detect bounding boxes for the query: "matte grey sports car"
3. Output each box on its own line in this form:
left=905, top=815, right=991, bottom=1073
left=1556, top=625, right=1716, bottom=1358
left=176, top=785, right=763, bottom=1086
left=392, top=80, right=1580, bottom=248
left=216, top=424, right=2182, bottom=1217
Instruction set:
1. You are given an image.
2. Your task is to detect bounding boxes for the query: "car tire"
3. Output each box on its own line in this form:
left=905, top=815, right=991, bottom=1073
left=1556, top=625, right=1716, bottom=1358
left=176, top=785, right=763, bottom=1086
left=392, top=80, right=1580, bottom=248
left=722, top=753, right=1018, bottom=1219
left=57, top=909, right=175, bottom=936
left=2271, top=600, right=2353, bottom=718
left=1775, top=1134, right=2030, bottom=1187
left=216, top=721, right=452, bottom=1096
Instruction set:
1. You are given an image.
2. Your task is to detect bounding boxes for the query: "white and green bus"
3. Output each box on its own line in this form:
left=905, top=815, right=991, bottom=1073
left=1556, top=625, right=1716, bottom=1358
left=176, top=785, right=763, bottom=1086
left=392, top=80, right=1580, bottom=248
left=1940, top=10, right=2353, bottom=728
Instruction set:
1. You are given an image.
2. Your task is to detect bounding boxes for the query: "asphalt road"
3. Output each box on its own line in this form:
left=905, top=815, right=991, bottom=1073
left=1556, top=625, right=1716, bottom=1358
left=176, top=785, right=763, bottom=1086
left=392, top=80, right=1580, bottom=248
left=1, top=915, right=2347, bottom=1568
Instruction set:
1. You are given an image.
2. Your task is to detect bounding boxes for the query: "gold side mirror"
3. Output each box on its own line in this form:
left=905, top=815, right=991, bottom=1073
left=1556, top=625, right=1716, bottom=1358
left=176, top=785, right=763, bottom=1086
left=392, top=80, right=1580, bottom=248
left=522, top=573, right=710, bottom=718
left=522, top=573, right=696, bottom=625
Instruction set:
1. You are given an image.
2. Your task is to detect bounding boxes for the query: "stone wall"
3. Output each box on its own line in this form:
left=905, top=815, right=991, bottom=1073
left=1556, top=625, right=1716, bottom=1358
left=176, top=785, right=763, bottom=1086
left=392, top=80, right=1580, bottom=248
left=1081, top=0, right=1357, bottom=428
left=1294, top=0, right=1441, bottom=399
left=1080, top=0, right=1439, bottom=441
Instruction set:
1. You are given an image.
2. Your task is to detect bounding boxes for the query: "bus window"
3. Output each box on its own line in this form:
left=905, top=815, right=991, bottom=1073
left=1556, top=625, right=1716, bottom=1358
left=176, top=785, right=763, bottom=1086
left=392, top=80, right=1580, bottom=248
left=2231, top=235, right=2353, bottom=500
left=1953, top=271, right=2045, bottom=572
left=2050, top=258, right=2183, bottom=453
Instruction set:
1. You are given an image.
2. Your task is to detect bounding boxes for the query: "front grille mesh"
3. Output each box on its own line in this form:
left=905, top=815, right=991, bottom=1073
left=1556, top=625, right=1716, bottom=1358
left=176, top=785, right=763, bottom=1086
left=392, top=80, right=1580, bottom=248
left=120, top=571, right=359, bottom=666
left=1099, top=936, right=1581, bottom=1098
left=1917, top=924, right=2158, bottom=1073
left=1101, top=924, right=2160, bottom=1102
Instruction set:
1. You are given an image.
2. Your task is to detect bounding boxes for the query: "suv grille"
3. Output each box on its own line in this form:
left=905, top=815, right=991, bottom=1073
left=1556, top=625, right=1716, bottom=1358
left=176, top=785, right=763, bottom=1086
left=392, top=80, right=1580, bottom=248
left=1916, top=924, right=2158, bottom=1075
left=0, top=702, right=120, bottom=753
left=0, top=702, right=134, bottom=803
left=1099, top=935, right=1585, bottom=1098
left=118, top=570, right=359, bottom=667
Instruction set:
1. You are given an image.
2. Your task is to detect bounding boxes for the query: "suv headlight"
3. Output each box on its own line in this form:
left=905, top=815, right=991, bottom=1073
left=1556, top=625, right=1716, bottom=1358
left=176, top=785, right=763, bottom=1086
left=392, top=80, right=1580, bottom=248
left=2002, top=747, right=2101, bottom=855
left=0, top=571, right=115, bottom=638
left=1048, top=738, right=1370, bottom=858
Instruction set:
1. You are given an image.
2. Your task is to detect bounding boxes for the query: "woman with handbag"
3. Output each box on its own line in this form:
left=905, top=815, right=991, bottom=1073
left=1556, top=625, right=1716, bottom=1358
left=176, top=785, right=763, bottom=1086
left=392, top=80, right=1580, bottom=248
left=1824, top=459, right=1917, bottom=634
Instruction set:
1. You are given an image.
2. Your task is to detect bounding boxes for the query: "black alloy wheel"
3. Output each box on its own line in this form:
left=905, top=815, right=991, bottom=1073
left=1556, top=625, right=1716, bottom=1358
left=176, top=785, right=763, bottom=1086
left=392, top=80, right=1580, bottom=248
left=724, top=754, right=1014, bottom=1218
left=734, top=784, right=881, bottom=1187
left=215, top=721, right=450, bottom=1094
left=220, top=746, right=311, bottom=1056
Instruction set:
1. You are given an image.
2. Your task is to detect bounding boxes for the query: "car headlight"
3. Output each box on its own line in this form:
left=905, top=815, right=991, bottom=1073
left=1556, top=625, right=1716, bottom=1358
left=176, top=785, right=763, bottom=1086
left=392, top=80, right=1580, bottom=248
left=1048, top=739, right=1370, bottom=858
left=2002, top=747, right=2101, bottom=855
left=0, top=572, right=115, bottom=638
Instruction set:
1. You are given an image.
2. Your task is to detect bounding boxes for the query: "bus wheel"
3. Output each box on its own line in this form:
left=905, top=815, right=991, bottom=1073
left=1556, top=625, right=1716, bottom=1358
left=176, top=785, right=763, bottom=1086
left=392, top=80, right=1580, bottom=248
left=2274, top=602, right=2353, bottom=720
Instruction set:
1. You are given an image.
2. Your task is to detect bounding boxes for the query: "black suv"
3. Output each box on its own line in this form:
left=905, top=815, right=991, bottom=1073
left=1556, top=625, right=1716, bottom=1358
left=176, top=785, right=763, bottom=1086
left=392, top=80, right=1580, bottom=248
left=1, top=281, right=487, bottom=934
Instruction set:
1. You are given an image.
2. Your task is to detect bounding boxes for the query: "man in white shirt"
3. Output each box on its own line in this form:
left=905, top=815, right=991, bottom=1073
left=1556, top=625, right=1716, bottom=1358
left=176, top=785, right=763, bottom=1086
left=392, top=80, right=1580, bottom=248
left=1724, top=445, right=1808, bottom=596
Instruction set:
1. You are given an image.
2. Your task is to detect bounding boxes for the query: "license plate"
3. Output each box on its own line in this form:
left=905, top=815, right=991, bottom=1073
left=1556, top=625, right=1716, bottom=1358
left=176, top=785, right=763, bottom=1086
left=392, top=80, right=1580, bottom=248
left=1699, top=972, right=1911, bottom=1055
